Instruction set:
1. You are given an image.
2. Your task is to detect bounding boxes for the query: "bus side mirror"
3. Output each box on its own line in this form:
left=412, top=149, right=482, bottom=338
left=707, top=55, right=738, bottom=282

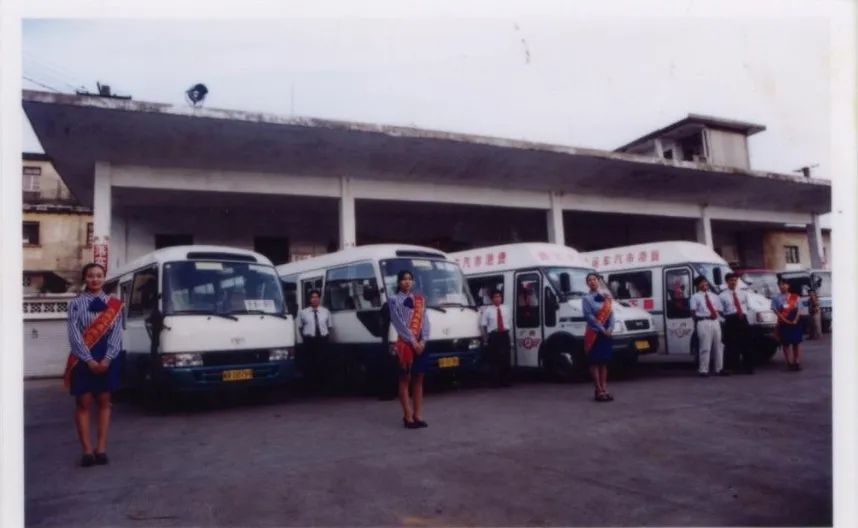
left=713, top=268, right=723, bottom=286
left=559, top=272, right=571, bottom=293
left=813, top=276, right=822, bottom=289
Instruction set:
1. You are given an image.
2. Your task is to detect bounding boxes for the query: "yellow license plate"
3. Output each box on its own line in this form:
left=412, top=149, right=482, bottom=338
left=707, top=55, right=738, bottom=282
left=634, top=340, right=650, bottom=351
left=438, top=356, right=460, bottom=368
left=222, top=369, right=254, bottom=381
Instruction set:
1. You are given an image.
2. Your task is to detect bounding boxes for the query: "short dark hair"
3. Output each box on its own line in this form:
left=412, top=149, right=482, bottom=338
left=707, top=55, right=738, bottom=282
left=586, top=272, right=601, bottom=282
left=693, top=275, right=708, bottom=288
left=81, top=263, right=106, bottom=281
left=396, top=270, right=414, bottom=289
left=725, top=272, right=738, bottom=281
left=491, top=289, right=503, bottom=298
left=308, top=289, right=321, bottom=298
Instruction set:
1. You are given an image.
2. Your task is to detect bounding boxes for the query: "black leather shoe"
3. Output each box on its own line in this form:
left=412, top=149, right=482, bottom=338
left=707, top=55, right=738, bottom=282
left=403, top=418, right=419, bottom=429
left=718, top=370, right=731, bottom=377
left=94, top=452, right=109, bottom=465
left=80, top=454, right=95, bottom=467
left=414, top=419, right=428, bottom=428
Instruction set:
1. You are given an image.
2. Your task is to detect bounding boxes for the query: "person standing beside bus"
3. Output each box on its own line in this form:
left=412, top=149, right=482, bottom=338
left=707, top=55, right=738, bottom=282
left=690, top=276, right=727, bottom=377
left=807, top=289, right=822, bottom=340
left=582, top=273, right=614, bottom=402
left=480, top=290, right=513, bottom=387
left=298, top=290, right=333, bottom=389
left=388, top=270, right=431, bottom=428
left=719, top=273, right=754, bottom=375
left=64, top=263, right=124, bottom=467
left=772, top=278, right=803, bottom=371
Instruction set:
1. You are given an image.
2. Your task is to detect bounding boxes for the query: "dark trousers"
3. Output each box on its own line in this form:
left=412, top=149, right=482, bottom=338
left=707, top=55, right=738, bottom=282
left=486, top=331, right=512, bottom=385
left=723, top=315, right=754, bottom=372
left=301, top=335, right=329, bottom=386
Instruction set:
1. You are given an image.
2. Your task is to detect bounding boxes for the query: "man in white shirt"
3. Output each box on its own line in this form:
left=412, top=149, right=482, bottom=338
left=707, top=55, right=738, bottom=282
left=298, top=290, right=333, bottom=388
left=690, top=276, right=726, bottom=377
left=719, top=273, right=754, bottom=375
left=480, top=290, right=513, bottom=387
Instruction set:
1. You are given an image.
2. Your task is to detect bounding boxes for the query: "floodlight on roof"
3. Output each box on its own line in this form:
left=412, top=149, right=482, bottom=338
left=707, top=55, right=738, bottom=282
left=185, top=83, right=208, bottom=107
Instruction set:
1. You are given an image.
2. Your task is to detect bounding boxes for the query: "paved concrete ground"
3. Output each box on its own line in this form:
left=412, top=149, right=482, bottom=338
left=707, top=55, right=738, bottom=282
left=25, top=337, right=832, bottom=527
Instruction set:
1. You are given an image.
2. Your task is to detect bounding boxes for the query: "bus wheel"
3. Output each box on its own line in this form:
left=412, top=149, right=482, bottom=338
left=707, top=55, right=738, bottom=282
left=754, top=340, right=778, bottom=365
left=544, top=345, right=580, bottom=382
left=142, top=373, right=169, bottom=413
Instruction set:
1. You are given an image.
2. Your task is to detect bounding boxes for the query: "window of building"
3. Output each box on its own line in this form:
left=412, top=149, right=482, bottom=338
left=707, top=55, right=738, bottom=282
left=784, top=245, right=800, bottom=265
left=22, top=166, right=41, bottom=192
left=324, top=261, right=381, bottom=312
left=606, top=271, right=653, bottom=300
left=86, top=223, right=94, bottom=247
left=467, top=274, right=505, bottom=307
left=23, top=222, right=40, bottom=245
left=155, top=234, right=194, bottom=249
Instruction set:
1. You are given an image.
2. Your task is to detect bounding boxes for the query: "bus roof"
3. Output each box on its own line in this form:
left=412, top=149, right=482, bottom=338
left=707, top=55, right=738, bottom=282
left=449, top=243, right=591, bottom=275
left=276, top=244, right=450, bottom=277
left=582, top=241, right=727, bottom=272
left=107, top=245, right=273, bottom=280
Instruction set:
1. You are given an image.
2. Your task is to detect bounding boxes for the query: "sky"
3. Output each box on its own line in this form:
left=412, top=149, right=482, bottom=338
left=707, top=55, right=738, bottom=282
left=22, top=16, right=832, bottom=181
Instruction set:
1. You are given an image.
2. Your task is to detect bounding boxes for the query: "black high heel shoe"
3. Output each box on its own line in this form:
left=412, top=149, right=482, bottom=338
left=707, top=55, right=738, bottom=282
left=413, top=419, right=428, bottom=428
left=403, top=418, right=419, bottom=429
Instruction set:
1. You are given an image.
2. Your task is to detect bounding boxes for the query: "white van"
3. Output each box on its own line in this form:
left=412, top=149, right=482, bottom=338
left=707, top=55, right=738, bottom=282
left=582, top=241, right=779, bottom=362
left=104, top=246, right=297, bottom=395
left=450, top=243, right=659, bottom=380
left=276, top=245, right=482, bottom=394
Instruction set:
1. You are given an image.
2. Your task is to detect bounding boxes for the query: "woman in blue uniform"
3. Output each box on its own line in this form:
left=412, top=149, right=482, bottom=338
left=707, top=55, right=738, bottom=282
left=582, top=272, right=615, bottom=402
left=771, top=277, right=803, bottom=371
left=388, top=270, right=431, bottom=428
left=65, top=263, right=124, bottom=466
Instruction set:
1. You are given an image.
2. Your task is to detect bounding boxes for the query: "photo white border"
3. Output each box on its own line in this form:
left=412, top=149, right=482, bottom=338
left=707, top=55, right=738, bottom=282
left=2, top=1, right=855, bottom=527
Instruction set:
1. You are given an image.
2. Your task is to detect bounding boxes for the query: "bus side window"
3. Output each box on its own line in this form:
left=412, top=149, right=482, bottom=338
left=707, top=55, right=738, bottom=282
left=665, top=268, right=691, bottom=319
left=119, top=280, right=133, bottom=328
left=467, top=275, right=505, bottom=308
left=301, top=277, right=323, bottom=307
left=282, top=278, right=298, bottom=316
left=606, top=271, right=652, bottom=300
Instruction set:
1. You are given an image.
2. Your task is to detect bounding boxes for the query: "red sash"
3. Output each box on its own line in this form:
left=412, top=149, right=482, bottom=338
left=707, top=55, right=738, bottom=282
left=584, top=297, right=613, bottom=353
left=395, top=294, right=426, bottom=369
left=63, top=296, right=124, bottom=389
left=777, top=293, right=799, bottom=324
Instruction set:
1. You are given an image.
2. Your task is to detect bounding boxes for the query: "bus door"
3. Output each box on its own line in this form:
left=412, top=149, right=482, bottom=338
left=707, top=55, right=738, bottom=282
left=513, top=271, right=542, bottom=367
left=663, top=266, right=694, bottom=355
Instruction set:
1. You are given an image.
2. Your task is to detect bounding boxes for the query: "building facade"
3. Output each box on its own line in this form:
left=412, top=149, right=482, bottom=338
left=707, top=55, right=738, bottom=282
left=22, top=153, right=93, bottom=293
left=22, top=91, right=831, bottom=276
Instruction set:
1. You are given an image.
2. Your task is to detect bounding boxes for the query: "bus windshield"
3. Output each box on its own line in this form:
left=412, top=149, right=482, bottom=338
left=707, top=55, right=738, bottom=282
left=380, top=258, right=474, bottom=308
left=543, top=267, right=593, bottom=298
left=163, top=260, right=286, bottom=316
left=813, top=271, right=831, bottom=298
left=740, top=271, right=780, bottom=299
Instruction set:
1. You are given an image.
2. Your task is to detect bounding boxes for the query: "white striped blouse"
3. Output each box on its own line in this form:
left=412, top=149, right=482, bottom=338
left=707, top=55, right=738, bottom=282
left=67, top=291, right=124, bottom=362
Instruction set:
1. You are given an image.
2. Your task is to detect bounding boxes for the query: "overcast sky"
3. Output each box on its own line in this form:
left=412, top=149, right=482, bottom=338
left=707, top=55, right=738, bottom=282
left=22, top=16, right=832, bottom=180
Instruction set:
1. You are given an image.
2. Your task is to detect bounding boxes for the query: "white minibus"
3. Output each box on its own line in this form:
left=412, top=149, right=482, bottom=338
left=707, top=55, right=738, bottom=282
left=276, top=245, right=482, bottom=394
left=450, top=243, right=659, bottom=380
left=583, top=241, right=779, bottom=362
left=104, top=246, right=297, bottom=395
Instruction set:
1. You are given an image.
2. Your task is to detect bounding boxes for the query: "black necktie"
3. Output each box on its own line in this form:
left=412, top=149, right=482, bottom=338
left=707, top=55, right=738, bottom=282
left=314, top=309, right=321, bottom=337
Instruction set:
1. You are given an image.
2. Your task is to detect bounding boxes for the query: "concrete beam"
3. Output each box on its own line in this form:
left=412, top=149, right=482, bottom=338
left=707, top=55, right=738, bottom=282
left=547, top=191, right=565, bottom=245
left=339, top=176, right=356, bottom=250
left=807, top=214, right=825, bottom=269
left=349, top=179, right=550, bottom=209
left=696, top=205, right=714, bottom=249
left=111, top=165, right=341, bottom=198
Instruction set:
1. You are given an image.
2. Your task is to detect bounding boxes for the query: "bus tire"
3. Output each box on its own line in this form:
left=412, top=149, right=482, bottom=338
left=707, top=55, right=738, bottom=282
left=754, top=339, right=778, bottom=365
left=541, top=337, right=583, bottom=382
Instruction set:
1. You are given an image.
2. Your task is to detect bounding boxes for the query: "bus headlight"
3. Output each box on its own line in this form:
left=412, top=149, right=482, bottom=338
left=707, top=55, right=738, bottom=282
left=269, top=347, right=294, bottom=361
left=613, top=321, right=625, bottom=334
left=160, top=353, right=203, bottom=368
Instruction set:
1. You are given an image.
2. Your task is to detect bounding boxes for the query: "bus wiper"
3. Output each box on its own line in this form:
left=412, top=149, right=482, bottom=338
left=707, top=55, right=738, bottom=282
left=235, top=309, right=290, bottom=320
left=171, top=309, right=238, bottom=321
left=427, top=305, right=447, bottom=313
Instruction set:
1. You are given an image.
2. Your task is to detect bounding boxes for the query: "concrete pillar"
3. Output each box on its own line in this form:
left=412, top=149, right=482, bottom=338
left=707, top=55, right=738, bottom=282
left=339, top=176, right=356, bottom=250
left=546, top=191, right=565, bottom=246
left=807, top=214, right=825, bottom=269
left=92, top=162, right=112, bottom=271
left=696, top=205, right=713, bottom=249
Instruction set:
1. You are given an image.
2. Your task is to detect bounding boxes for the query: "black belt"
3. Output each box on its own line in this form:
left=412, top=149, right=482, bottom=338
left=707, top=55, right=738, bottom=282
left=489, top=330, right=510, bottom=335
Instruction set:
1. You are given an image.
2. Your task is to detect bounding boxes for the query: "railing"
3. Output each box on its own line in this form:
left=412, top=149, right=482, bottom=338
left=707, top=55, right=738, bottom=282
left=22, top=293, right=75, bottom=320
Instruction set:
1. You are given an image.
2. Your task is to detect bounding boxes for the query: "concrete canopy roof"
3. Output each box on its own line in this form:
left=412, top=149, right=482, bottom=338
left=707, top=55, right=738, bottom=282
left=23, top=90, right=830, bottom=215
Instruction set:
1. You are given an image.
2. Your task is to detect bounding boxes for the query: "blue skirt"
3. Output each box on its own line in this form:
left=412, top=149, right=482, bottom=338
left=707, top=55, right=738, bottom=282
left=69, top=336, right=120, bottom=397
left=588, top=334, right=613, bottom=365
left=778, top=322, right=803, bottom=346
